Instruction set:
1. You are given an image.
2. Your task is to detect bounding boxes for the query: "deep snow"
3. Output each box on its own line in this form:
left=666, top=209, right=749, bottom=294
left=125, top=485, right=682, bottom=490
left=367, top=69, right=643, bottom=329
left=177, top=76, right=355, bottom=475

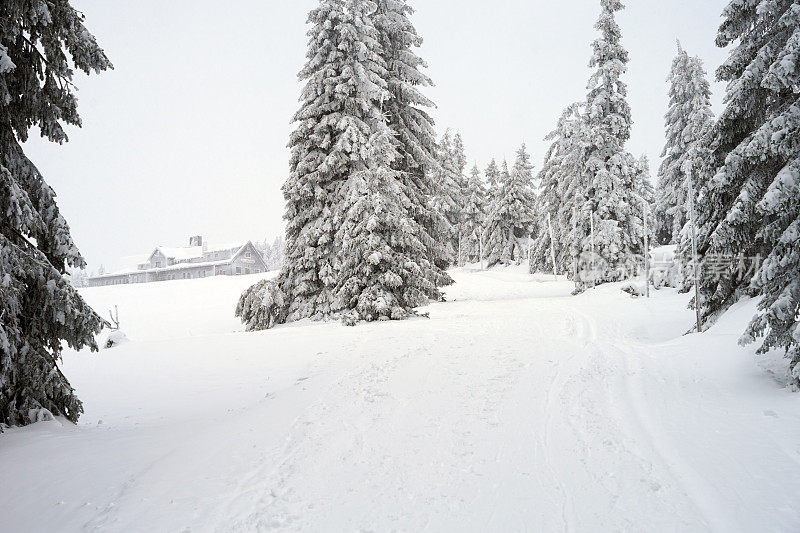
left=1, top=268, right=799, bottom=532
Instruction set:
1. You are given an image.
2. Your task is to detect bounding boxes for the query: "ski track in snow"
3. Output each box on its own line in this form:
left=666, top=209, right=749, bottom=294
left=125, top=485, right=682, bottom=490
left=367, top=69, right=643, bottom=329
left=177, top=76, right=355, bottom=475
left=1, top=269, right=799, bottom=532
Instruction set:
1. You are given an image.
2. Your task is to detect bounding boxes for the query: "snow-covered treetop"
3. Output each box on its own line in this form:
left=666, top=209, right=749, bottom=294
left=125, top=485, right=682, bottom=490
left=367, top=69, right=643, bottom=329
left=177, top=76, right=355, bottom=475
left=374, top=0, right=437, bottom=172
left=586, top=0, right=631, bottom=145
left=0, top=0, right=113, bottom=144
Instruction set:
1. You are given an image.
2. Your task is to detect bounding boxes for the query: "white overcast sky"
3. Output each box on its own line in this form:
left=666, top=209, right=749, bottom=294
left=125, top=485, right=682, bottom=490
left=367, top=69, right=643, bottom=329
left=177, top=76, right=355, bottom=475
left=24, top=0, right=729, bottom=271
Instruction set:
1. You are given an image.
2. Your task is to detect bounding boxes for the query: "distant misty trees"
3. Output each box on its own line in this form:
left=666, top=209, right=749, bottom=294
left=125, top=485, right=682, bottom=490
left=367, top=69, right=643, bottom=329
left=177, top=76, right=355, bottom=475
left=66, top=267, right=91, bottom=288
left=483, top=147, right=536, bottom=267
left=460, top=164, right=486, bottom=264
left=255, top=236, right=285, bottom=271
left=1, top=1, right=111, bottom=428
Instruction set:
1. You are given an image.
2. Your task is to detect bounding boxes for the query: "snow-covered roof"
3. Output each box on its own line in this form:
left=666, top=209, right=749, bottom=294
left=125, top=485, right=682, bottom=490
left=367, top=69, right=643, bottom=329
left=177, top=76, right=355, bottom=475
left=205, top=242, right=246, bottom=254
left=153, top=242, right=248, bottom=261
left=155, top=245, right=204, bottom=261
left=158, top=259, right=231, bottom=271
left=109, top=254, right=152, bottom=275
left=92, top=258, right=237, bottom=279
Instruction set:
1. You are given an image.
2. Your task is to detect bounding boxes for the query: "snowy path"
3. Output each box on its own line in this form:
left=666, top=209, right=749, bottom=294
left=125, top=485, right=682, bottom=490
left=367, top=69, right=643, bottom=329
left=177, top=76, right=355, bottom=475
left=2, top=269, right=799, bottom=531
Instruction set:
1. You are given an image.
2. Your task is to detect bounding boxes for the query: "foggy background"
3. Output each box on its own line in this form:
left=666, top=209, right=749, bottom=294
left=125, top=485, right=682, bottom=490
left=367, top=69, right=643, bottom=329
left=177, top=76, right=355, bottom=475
left=23, top=0, right=728, bottom=271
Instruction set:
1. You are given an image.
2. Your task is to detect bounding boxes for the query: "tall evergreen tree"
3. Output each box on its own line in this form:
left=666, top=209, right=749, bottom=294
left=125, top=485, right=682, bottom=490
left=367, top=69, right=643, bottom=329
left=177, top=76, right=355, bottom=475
left=461, top=164, right=486, bottom=263
left=284, top=0, right=388, bottom=322
left=484, top=146, right=536, bottom=266
left=655, top=43, right=714, bottom=245
left=482, top=158, right=502, bottom=264
left=630, top=154, right=656, bottom=257
left=693, top=0, right=800, bottom=387
left=238, top=0, right=449, bottom=330
left=530, top=103, right=588, bottom=276
left=1, top=1, right=110, bottom=427
left=575, top=0, right=646, bottom=290
left=239, top=0, right=385, bottom=325
left=451, top=132, right=469, bottom=264
left=484, top=161, right=512, bottom=266
left=374, top=0, right=451, bottom=287
left=430, top=129, right=465, bottom=265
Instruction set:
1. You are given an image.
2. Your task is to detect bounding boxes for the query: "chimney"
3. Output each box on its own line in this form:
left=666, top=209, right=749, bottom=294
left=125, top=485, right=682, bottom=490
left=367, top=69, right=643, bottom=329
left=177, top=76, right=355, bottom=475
left=189, top=235, right=203, bottom=248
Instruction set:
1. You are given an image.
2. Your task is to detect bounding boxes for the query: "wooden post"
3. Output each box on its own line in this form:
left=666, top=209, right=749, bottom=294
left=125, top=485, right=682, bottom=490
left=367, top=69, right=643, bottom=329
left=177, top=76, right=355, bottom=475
left=688, top=170, right=702, bottom=333
left=479, top=230, right=485, bottom=271
left=458, top=229, right=464, bottom=268
left=547, top=212, right=557, bottom=280
left=527, top=235, right=532, bottom=273
left=572, top=206, right=578, bottom=281
left=643, top=201, right=650, bottom=298
left=590, top=211, right=596, bottom=288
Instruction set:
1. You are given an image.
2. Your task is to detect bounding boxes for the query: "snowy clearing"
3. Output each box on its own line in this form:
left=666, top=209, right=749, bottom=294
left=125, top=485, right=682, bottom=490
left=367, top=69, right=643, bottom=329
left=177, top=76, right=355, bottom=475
left=2, top=268, right=799, bottom=532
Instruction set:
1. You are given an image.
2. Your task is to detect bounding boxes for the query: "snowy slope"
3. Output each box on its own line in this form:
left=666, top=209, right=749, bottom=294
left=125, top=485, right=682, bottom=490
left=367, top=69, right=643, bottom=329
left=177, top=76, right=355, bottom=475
left=1, top=268, right=799, bottom=532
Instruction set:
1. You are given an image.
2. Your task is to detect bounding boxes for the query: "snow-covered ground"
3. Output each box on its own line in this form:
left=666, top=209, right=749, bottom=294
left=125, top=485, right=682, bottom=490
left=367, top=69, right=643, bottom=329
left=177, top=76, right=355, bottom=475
left=2, top=268, right=799, bottom=532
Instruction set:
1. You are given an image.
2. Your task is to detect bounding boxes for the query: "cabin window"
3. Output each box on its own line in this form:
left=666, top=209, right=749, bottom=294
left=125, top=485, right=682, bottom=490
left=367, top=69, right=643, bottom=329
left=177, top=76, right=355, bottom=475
left=245, top=252, right=251, bottom=258
left=245, top=268, right=251, bottom=274
left=236, top=267, right=242, bottom=274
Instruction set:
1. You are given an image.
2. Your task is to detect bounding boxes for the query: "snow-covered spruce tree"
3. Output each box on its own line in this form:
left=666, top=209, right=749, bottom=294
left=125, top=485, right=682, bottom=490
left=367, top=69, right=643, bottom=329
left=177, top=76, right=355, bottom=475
left=674, top=125, right=716, bottom=294
left=510, top=146, right=537, bottom=255
left=575, top=0, right=646, bottom=291
left=483, top=159, right=502, bottom=224
left=483, top=161, right=512, bottom=266
left=654, top=43, right=714, bottom=245
left=239, top=0, right=383, bottom=326
left=485, top=158, right=501, bottom=190
left=430, top=129, right=466, bottom=265
left=0, top=1, right=110, bottom=428
left=450, top=132, right=470, bottom=264
left=631, top=153, right=656, bottom=255
left=460, top=164, right=486, bottom=263
left=451, top=133, right=468, bottom=183
left=238, top=0, right=448, bottom=330
left=530, top=103, right=588, bottom=276
left=692, top=0, right=800, bottom=386
left=335, top=129, right=440, bottom=324
left=635, top=155, right=655, bottom=207
left=374, top=0, right=452, bottom=287
left=484, top=146, right=536, bottom=267
left=481, top=158, right=501, bottom=264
